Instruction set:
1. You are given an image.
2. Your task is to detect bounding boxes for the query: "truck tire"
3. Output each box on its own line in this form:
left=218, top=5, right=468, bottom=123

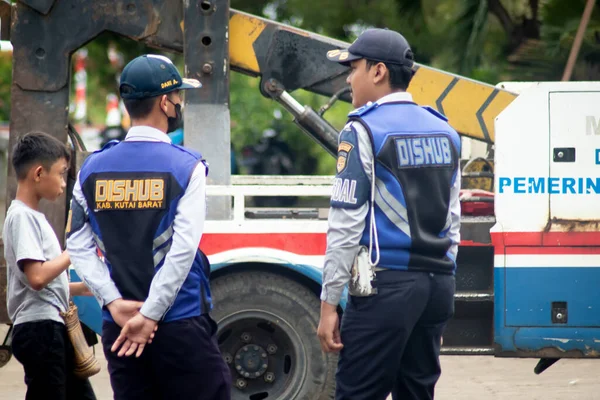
left=210, top=271, right=337, bottom=400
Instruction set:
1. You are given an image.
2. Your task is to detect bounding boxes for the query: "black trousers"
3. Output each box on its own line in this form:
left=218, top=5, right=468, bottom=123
left=102, top=314, right=232, bottom=400
left=11, top=320, right=97, bottom=400
left=335, top=270, right=455, bottom=400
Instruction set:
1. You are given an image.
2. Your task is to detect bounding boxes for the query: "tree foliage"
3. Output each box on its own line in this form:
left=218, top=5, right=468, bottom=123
left=0, top=0, right=599, bottom=174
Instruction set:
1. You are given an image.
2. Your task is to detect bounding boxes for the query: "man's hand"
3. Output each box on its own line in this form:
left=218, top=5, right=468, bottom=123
left=317, top=301, right=344, bottom=353
left=106, top=298, right=145, bottom=328
left=111, top=313, right=158, bottom=358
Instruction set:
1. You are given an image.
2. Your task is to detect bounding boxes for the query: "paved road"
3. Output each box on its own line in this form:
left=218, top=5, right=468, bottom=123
left=0, top=330, right=598, bottom=399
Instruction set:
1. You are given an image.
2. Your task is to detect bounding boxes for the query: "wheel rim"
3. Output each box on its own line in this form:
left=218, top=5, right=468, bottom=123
left=217, top=310, right=308, bottom=400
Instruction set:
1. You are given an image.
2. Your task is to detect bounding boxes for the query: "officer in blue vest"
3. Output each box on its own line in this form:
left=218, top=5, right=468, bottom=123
left=317, top=29, right=461, bottom=400
left=66, top=54, right=231, bottom=399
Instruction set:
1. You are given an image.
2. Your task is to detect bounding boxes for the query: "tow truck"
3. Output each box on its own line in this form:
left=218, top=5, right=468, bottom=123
left=0, top=1, right=598, bottom=399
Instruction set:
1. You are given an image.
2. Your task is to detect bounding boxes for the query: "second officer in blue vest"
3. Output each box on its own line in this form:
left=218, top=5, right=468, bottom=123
left=67, top=54, right=231, bottom=399
left=317, top=29, right=461, bottom=400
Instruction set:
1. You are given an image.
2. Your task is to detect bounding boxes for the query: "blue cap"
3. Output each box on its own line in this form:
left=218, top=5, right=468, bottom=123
left=119, top=54, right=202, bottom=100
left=327, top=28, right=414, bottom=67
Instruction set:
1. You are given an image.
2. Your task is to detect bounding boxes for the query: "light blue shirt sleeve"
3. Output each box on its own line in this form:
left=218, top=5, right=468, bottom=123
left=447, top=167, right=461, bottom=260
left=67, top=173, right=122, bottom=307
left=321, top=122, right=373, bottom=306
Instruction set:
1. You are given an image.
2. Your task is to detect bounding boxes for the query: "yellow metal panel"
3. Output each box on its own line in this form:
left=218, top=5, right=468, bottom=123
left=229, top=13, right=266, bottom=74
left=226, top=9, right=517, bottom=144
left=442, top=79, right=496, bottom=142
left=481, top=90, right=516, bottom=143
left=409, top=67, right=518, bottom=143
left=409, top=68, right=457, bottom=111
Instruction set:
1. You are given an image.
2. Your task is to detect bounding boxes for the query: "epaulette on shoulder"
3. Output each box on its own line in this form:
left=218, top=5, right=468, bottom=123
left=91, top=140, right=120, bottom=155
left=340, top=122, right=354, bottom=133
left=172, top=143, right=202, bottom=160
left=170, top=144, right=209, bottom=176
left=421, top=105, right=448, bottom=122
left=81, top=141, right=118, bottom=170
left=348, top=101, right=378, bottom=117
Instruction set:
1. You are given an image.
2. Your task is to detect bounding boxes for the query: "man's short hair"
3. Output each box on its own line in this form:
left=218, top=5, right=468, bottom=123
left=122, top=95, right=160, bottom=120
left=366, top=59, right=414, bottom=91
left=122, top=89, right=181, bottom=120
left=12, top=132, right=71, bottom=180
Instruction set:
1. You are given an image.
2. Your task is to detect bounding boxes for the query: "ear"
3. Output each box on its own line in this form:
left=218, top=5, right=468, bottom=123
left=160, top=95, right=169, bottom=112
left=33, top=165, right=43, bottom=182
left=372, top=63, right=387, bottom=85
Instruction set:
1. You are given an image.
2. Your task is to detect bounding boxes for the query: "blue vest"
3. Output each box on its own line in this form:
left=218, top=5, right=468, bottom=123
left=349, top=100, right=461, bottom=274
left=79, top=140, right=212, bottom=323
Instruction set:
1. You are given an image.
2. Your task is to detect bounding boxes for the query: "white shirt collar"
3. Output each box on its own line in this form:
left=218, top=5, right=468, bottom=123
left=124, top=126, right=172, bottom=144
left=350, top=91, right=414, bottom=114
left=376, top=91, right=413, bottom=105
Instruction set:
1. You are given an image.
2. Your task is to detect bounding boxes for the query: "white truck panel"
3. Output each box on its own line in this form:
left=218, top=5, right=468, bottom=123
left=493, top=82, right=600, bottom=232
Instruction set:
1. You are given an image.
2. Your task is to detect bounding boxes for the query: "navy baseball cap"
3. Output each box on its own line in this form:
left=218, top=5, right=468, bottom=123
left=327, top=28, right=414, bottom=67
left=119, top=54, right=202, bottom=100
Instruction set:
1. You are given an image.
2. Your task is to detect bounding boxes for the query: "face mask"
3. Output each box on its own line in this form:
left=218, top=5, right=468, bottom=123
left=165, top=99, right=182, bottom=133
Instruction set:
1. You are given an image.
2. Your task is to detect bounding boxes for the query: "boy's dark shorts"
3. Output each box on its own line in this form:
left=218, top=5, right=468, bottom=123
left=11, top=319, right=96, bottom=400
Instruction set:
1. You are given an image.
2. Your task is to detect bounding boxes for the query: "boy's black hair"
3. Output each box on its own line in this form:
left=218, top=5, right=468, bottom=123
left=12, top=132, right=71, bottom=180
left=366, top=59, right=414, bottom=91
